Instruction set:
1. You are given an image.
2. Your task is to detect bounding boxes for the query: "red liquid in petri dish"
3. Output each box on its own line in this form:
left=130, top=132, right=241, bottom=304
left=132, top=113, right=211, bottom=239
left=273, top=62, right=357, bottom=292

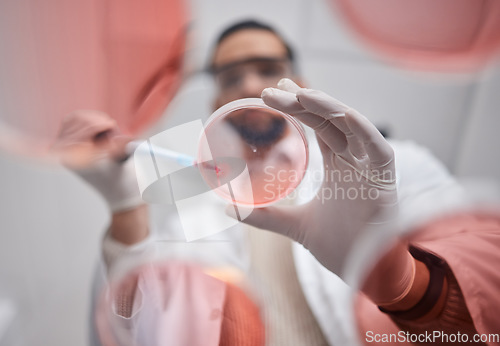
left=198, top=98, right=308, bottom=207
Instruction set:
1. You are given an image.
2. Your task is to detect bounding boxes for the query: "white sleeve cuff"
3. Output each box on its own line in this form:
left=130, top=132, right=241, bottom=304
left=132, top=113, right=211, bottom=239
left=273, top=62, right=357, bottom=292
left=102, top=231, right=157, bottom=280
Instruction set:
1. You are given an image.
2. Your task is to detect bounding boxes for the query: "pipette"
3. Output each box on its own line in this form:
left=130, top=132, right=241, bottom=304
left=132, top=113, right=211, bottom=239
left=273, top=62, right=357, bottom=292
left=126, top=140, right=221, bottom=173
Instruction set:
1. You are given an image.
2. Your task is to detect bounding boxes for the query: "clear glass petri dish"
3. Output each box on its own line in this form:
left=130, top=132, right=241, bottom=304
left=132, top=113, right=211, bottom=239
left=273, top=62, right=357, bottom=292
left=198, top=98, right=309, bottom=207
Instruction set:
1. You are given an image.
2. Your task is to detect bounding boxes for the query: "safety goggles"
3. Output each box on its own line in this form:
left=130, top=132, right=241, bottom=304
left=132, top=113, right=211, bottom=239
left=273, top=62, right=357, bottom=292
left=209, top=57, right=293, bottom=93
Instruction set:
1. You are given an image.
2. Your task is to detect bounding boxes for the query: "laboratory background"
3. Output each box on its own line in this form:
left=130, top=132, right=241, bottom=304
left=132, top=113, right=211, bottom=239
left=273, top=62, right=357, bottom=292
left=1, top=0, right=499, bottom=345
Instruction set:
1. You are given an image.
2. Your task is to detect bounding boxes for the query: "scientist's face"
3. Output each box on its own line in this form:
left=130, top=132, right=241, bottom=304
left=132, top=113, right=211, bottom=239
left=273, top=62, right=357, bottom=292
left=211, top=29, right=298, bottom=147
left=211, top=29, right=296, bottom=109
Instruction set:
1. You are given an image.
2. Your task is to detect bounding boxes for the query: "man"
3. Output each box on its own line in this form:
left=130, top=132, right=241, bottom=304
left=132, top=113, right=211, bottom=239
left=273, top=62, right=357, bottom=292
left=55, top=20, right=495, bottom=346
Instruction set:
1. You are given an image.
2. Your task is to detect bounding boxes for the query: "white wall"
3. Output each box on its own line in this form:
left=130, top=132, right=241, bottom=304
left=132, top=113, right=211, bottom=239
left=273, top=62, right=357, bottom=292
left=0, top=154, right=108, bottom=346
left=0, top=0, right=499, bottom=345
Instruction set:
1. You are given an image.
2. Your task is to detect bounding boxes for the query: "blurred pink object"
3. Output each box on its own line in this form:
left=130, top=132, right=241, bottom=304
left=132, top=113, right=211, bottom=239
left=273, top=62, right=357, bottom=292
left=97, top=261, right=265, bottom=346
left=355, top=211, right=500, bottom=343
left=331, top=0, right=500, bottom=72
left=0, top=0, right=188, bottom=157
left=97, top=261, right=226, bottom=346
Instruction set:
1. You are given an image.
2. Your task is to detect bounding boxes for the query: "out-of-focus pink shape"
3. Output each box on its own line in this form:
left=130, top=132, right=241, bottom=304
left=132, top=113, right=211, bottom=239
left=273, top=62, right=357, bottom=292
left=0, top=0, right=188, bottom=157
left=331, top=0, right=500, bottom=72
left=355, top=210, right=500, bottom=343
left=96, top=261, right=265, bottom=346
left=97, top=261, right=226, bottom=346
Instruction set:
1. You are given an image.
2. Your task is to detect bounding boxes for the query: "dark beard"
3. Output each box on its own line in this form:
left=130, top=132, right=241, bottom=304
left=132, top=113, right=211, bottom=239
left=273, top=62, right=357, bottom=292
left=227, top=116, right=286, bottom=147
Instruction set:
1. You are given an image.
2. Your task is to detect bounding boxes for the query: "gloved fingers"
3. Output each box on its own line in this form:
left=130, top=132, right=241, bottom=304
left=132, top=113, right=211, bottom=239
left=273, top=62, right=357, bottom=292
left=225, top=204, right=304, bottom=243
left=261, top=87, right=307, bottom=115
left=261, top=88, right=348, bottom=153
left=57, top=110, right=118, bottom=143
left=295, top=88, right=368, bottom=160
left=315, top=135, right=334, bottom=167
left=345, top=108, right=396, bottom=180
left=272, top=80, right=352, bottom=135
left=54, top=110, right=128, bottom=168
left=295, top=88, right=350, bottom=131
left=272, top=82, right=366, bottom=160
left=276, top=78, right=302, bottom=93
left=344, top=131, right=367, bottom=161
left=108, top=135, right=134, bottom=161
left=55, top=136, right=122, bottom=169
left=312, top=118, right=349, bottom=155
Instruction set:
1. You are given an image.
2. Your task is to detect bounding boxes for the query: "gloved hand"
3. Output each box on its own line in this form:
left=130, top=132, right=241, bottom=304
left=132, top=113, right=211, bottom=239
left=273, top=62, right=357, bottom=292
left=234, top=79, right=398, bottom=277
left=52, top=110, right=144, bottom=213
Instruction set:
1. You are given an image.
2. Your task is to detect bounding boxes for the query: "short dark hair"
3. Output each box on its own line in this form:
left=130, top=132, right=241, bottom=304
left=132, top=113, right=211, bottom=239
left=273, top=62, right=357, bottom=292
left=207, top=19, right=296, bottom=72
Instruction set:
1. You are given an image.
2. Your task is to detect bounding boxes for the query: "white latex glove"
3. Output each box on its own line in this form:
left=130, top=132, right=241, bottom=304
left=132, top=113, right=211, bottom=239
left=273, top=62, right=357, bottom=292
left=52, top=110, right=144, bottom=213
left=234, top=79, right=398, bottom=277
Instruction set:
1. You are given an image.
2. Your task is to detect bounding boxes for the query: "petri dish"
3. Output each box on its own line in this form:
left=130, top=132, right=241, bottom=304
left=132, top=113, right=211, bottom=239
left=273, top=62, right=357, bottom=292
left=198, top=98, right=308, bottom=207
